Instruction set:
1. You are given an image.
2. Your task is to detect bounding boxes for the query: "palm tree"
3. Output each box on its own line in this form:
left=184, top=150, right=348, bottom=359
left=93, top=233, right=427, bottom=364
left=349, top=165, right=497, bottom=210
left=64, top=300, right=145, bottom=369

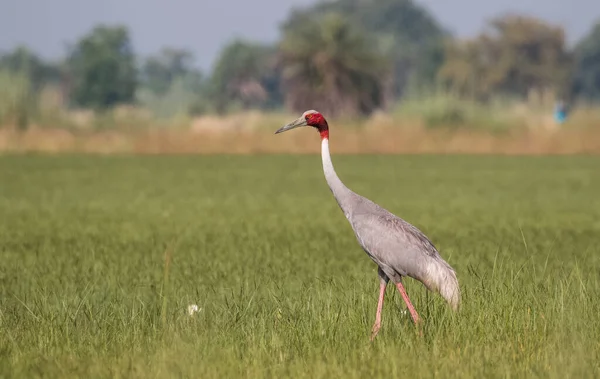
left=278, top=12, right=391, bottom=118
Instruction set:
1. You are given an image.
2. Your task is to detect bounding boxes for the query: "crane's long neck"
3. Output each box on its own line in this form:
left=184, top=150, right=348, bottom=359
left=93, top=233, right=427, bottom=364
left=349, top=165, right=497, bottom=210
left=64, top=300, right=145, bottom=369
left=321, top=136, right=352, bottom=213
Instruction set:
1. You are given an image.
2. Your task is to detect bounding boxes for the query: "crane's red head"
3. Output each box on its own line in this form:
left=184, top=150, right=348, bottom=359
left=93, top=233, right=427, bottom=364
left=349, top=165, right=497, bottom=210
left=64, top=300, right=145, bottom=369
left=275, top=110, right=329, bottom=140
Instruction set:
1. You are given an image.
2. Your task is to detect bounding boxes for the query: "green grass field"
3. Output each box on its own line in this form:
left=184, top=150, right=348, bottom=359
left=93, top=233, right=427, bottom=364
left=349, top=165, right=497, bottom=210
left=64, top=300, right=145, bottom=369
left=1, top=154, right=599, bottom=378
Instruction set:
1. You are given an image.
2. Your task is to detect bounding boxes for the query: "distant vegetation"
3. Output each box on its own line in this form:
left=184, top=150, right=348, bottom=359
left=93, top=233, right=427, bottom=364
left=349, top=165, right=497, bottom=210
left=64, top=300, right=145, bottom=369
left=0, top=0, right=600, bottom=137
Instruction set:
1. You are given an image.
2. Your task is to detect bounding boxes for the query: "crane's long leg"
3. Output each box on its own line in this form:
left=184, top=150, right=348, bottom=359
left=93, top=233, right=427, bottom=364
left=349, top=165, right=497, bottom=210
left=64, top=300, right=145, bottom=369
left=395, top=282, right=421, bottom=324
left=371, top=268, right=389, bottom=341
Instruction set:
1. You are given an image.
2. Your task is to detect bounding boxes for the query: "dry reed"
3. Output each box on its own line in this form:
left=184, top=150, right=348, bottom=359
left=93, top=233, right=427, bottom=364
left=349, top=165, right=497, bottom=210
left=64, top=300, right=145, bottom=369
left=1, top=120, right=599, bottom=155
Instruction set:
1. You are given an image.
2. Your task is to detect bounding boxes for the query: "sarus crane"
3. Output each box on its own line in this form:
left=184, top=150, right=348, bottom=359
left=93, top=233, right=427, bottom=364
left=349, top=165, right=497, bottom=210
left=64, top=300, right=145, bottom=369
left=275, top=110, right=460, bottom=340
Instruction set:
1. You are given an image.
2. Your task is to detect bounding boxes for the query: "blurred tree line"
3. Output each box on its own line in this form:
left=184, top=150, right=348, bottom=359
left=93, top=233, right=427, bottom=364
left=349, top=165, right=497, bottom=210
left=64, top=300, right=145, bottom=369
left=1, top=0, right=600, bottom=128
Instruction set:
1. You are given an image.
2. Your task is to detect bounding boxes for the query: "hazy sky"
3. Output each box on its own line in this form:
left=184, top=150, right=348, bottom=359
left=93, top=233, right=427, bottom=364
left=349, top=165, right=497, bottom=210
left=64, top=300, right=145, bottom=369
left=2, top=0, right=599, bottom=71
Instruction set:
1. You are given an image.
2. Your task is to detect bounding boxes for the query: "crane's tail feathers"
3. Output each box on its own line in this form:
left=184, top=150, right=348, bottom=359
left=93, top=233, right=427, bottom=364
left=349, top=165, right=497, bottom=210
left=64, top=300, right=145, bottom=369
left=423, top=258, right=461, bottom=311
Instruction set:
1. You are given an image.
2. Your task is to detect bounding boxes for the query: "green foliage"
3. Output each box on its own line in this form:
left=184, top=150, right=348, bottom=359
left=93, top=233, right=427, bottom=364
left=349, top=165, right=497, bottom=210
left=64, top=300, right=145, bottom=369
left=0, top=4, right=598, bottom=126
left=279, top=12, right=391, bottom=117
left=394, top=91, right=515, bottom=131
left=0, top=69, right=36, bottom=130
left=439, top=15, right=571, bottom=101
left=66, top=25, right=137, bottom=110
left=282, top=0, right=447, bottom=95
left=208, top=39, right=281, bottom=113
left=140, top=48, right=201, bottom=96
left=137, top=48, right=209, bottom=118
left=0, top=46, right=62, bottom=91
left=137, top=75, right=205, bottom=120
left=0, top=47, right=63, bottom=130
left=571, top=21, right=600, bottom=101
left=1, top=155, right=600, bottom=377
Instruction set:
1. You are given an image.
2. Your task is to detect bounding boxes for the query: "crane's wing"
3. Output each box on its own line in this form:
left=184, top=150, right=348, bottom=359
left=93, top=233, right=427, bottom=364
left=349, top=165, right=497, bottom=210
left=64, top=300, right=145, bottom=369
left=343, top=196, right=460, bottom=308
left=348, top=199, right=442, bottom=281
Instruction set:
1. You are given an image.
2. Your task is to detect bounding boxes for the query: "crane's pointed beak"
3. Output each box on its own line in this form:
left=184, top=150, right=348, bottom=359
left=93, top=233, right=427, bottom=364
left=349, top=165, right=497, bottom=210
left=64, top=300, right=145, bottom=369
left=275, top=117, right=307, bottom=134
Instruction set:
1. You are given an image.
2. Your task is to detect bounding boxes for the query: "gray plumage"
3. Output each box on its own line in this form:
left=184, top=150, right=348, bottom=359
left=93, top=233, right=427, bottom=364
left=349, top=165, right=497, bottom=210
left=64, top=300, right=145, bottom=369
left=321, top=137, right=461, bottom=311
left=276, top=110, right=460, bottom=338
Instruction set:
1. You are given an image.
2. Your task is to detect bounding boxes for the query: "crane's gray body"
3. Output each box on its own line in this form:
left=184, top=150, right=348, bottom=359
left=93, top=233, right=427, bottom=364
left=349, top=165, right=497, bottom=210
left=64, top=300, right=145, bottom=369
left=321, top=139, right=460, bottom=309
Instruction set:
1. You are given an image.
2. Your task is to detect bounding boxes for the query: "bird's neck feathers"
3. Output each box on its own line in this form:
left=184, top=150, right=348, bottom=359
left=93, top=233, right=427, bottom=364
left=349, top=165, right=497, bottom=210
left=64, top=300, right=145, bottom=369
left=321, top=137, right=351, bottom=213
left=319, top=128, right=329, bottom=140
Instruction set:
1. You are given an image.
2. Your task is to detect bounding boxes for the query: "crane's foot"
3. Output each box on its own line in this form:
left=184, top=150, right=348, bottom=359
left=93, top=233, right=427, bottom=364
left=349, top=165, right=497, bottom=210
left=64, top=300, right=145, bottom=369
left=370, top=322, right=381, bottom=341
